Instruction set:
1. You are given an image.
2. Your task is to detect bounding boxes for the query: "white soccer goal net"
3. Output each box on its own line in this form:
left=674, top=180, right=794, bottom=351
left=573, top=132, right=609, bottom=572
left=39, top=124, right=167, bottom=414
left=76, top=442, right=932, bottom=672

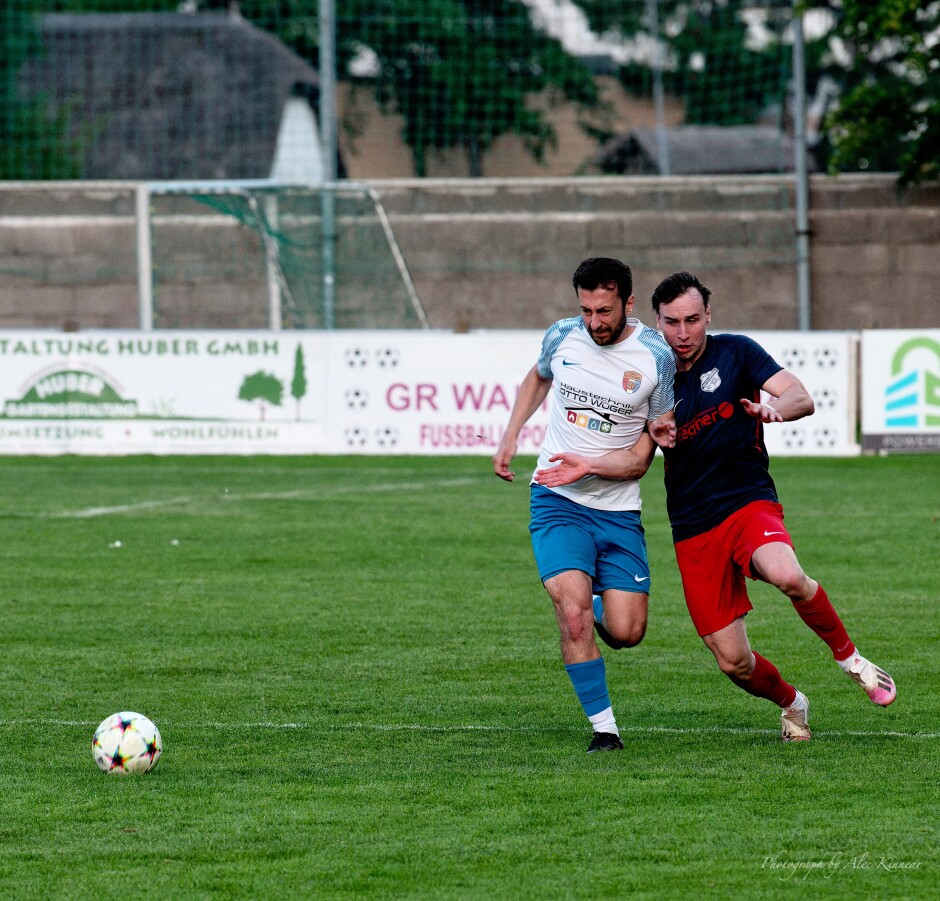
left=139, top=180, right=428, bottom=330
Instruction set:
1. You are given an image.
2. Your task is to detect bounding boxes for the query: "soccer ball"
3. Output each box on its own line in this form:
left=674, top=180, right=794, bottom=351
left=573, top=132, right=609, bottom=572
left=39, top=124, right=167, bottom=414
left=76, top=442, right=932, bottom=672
left=92, top=711, right=162, bottom=774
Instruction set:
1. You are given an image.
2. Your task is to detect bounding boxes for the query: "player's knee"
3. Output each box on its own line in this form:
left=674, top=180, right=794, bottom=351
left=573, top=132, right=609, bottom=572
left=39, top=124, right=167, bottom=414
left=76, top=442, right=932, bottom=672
left=772, top=569, right=809, bottom=600
left=717, top=653, right=752, bottom=681
left=612, top=618, right=646, bottom=647
left=559, top=607, right=592, bottom=644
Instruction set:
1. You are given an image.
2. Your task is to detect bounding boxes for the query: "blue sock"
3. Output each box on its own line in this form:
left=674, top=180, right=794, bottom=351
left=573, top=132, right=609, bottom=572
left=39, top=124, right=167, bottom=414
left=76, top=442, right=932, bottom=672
left=564, top=657, right=612, bottom=718
left=592, top=594, right=603, bottom=625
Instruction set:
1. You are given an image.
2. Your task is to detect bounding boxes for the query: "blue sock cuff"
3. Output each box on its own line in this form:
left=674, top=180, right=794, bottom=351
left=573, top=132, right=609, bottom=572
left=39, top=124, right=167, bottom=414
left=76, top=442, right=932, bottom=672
left=564, top=657, right=611, bottom=717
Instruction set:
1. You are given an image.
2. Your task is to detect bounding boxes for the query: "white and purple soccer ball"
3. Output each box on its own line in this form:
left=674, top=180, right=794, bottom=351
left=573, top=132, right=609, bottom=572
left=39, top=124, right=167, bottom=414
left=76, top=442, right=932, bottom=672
left=92, top=711, right=162, bottom=774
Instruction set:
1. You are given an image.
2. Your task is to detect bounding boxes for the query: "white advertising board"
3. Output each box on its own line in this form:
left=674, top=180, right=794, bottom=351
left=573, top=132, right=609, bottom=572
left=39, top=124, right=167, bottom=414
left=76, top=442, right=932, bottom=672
left=325, top=330, right=546, bottom=455
left=0, top=332, right=329, bottom=454
left=861, top=330, right=940, bottom=452
left=0, top=329, right=858, bottom=456
left=735, top=331, right=859, bottom=457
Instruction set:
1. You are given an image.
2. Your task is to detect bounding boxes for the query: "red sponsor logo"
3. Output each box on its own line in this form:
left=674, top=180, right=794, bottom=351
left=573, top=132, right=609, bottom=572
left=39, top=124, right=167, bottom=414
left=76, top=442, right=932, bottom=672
left=678, top=402, right=734, bottom=441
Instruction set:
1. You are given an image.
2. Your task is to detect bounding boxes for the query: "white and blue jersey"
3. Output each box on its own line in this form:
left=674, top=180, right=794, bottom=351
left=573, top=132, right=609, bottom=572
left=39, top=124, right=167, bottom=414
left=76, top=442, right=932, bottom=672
left=533, top=316, right=675, bottom=511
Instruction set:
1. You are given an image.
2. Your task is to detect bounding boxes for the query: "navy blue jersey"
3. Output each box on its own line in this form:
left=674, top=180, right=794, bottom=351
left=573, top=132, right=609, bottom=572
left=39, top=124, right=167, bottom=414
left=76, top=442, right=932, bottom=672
left=662, top=334, right=784, bottom=541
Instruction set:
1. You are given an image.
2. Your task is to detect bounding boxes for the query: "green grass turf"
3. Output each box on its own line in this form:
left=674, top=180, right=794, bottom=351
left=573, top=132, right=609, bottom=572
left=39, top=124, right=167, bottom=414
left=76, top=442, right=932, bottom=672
left=0, top=454, right=936, bottom=898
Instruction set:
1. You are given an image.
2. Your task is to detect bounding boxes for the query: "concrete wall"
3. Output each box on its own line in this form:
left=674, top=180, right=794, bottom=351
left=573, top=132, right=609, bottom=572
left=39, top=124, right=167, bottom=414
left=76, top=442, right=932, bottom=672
left=0, top=174, right=937, bottom=332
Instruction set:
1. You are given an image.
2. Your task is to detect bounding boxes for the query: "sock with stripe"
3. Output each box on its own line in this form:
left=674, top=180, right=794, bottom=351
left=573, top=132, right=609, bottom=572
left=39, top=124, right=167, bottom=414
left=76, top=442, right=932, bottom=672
left=792, top=584, right=854, bottom=661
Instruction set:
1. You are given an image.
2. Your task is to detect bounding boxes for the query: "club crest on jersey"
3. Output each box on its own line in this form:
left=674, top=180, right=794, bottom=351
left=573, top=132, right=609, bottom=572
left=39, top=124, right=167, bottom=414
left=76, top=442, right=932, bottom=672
left=622, top=370, right=643, bottom=394
left=700, top=368, right=722, bottom=392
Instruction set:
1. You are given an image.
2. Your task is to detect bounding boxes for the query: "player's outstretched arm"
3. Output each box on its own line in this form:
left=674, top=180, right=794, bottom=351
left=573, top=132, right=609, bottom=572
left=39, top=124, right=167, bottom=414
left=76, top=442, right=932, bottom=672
left=741, top=370, right=815, bottom=423
left=493, top=365, right=552, bottom=482
left=534, top=432, right=658, bottom=487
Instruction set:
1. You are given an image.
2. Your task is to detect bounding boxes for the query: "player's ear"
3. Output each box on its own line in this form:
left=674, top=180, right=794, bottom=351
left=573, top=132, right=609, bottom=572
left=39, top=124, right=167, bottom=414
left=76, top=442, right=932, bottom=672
left=624, top=294, right=635, bottom=313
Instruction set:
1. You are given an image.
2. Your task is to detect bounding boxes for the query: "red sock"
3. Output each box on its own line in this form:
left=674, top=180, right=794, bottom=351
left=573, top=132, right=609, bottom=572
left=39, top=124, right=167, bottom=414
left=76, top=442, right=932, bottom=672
left=736, top=652, right=797, bottom=708
left=792, top=584, right=854, bottom=660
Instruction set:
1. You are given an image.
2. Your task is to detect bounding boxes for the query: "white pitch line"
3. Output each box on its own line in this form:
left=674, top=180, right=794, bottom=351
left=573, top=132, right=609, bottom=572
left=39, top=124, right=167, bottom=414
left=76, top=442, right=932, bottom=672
left=45, top=496, right=195, bottom=518
left=220, top=477, right=480, bottom=502
left=30, top=477, right=483, bottom=518
left=3, top=719, right=937, bottom=740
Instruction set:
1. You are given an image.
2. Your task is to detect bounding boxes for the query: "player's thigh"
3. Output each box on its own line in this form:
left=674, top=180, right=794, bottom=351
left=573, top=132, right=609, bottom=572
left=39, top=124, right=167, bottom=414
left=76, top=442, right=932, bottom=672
left=674, top=531, right=752, bottom=636
left=727, top=501, right=795, bottom=579
left=529, top=487, right=597, bottom=583
left=592, top=509, right=651, bottom=594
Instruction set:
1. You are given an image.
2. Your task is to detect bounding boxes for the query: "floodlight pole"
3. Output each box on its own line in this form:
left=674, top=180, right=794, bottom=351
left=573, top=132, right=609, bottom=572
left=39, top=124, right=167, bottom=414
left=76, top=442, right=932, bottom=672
left=792, top=2, right=812, bottom=330
left=319, top=0, right=338, bottom=328
left=646, top=0, right=670, bottom=175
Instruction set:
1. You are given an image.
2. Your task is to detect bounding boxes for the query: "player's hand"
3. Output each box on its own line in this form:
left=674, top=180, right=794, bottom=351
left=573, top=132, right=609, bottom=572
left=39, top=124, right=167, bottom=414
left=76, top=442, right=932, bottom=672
left=534, top=452, right=591, bottom=487
left=649, top=417, right=677, bottom=448
left=492, top=440, right=517, bottom=481
left=741, top=398, right=782, bottom=422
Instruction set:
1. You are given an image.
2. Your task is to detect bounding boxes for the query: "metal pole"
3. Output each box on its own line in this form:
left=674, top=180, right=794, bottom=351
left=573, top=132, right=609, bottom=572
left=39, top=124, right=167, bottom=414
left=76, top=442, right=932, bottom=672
left=135, top=183, right=154, bottom=331
left=319, top=0, right=337, bottom=328
left=792, top=2, right=811, bottom=330
left=262, top=194, right=283, bottom=331
left=646, top=0, right=670, bottom=175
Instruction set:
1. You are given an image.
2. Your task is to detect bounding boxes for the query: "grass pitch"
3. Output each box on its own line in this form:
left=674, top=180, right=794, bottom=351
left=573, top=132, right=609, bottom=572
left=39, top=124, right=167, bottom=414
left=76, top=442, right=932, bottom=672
left=0, top=454, right=936, bottom=899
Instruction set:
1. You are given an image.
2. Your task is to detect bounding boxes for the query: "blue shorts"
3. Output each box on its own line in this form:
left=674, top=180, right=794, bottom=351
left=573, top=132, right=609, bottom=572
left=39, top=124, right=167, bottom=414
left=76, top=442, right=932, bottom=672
left=528, top=484, right=650, bottom=594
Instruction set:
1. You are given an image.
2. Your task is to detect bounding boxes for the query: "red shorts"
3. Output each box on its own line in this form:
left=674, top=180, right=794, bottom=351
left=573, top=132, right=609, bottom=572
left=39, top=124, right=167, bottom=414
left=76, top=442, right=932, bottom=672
left=674, top=500, right=793, bottom=637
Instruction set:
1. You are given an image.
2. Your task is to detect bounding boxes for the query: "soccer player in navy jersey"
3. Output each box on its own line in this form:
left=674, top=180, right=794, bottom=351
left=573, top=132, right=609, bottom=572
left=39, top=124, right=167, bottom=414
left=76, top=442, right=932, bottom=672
left=493, top=258, right=675, bottom=752
left=537, top=270, right=896, bottom=742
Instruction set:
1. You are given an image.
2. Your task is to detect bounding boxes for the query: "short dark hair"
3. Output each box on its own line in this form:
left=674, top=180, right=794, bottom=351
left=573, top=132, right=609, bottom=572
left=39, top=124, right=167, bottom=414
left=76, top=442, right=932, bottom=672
left=572, top=257, right=633, bottom=303
left=651, top=271, right=712, bottom=312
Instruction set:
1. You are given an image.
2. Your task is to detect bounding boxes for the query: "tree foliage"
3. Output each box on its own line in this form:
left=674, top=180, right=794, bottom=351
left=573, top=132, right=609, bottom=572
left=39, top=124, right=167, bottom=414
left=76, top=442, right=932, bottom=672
left=804, top=0, right=940, bottom=184
left=575, top=0, right=792, bottom=127
left=8, top=0, right=938, bottom=181
left=336, top=0, right=599, bottom=176
left=205, top=0, right=599, bottom=176
left=0, top=3, right=81, bottom=177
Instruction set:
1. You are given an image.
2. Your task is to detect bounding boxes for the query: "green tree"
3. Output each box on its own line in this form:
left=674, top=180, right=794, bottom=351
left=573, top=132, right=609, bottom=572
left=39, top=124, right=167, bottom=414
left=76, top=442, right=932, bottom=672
left=0, top=2, right=81, bottom=178
left=290, top=343, right=307, bottom=421
left=200, top=0, right=599, bottom=177
left=17, top=0, right=596, bottom=178
left=238, top=371, right=284, bottom=421
left=804, top=0, right=940, bottom=184
left=575, top=1, right=792, bottom=128
left=339, top=0, right=600, bottom=177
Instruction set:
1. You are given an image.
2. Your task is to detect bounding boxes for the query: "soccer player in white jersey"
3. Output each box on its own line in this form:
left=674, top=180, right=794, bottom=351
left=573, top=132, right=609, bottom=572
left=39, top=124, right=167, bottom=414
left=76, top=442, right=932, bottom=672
left=493, top=258, right=675, bottom=752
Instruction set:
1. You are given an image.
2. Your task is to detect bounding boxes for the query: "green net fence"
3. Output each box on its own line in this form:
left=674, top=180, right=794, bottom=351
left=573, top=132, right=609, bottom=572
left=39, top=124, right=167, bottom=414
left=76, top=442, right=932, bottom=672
left=0, top=1, right=801, bottom=331
left=2, top=0, right=796, bottom=181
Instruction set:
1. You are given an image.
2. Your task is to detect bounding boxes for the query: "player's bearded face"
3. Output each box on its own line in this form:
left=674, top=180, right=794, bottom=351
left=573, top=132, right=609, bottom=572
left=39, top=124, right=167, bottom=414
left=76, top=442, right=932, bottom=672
left=588, top=305, right=626, bottom=345
left=579, top=285, right=631, bottom=346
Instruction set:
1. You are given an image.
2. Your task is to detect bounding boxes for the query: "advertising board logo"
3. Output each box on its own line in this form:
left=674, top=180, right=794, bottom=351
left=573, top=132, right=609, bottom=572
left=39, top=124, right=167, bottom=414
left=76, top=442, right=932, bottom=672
left=884, top=338, right=940, bottom=428
left=4, top=367, right=138, bottom=419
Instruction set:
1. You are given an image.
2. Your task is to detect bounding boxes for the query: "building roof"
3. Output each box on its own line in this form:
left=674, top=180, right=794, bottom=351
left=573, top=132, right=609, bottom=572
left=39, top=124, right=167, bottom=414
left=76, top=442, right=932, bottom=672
left=595, top=125, right=807, bottom=176
left=19, top=12, right=320, bottom=180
